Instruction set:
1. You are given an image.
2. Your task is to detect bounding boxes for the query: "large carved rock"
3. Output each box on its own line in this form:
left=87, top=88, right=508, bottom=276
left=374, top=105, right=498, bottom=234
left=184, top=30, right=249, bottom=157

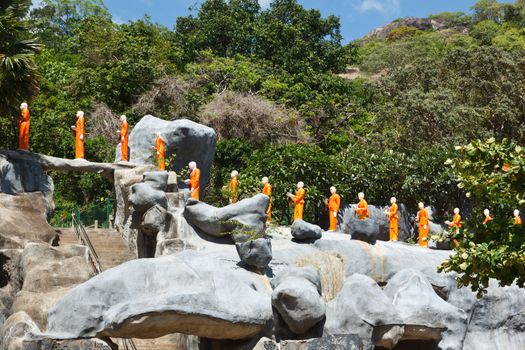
left=383, top=269, right=468, bottom=348
left=0, top=153, right=53, bottom=195
left=314, top=240, right=450, bottom=283
left=340, top=204, right=411, bottom=242
left=325, top=274, right=404, bottom=349
left=460, top=282, right=525, bottom=350
left=116, top=116, right=216, bottom=198
left=12, top=243, right=94, bottom=329
left=271, top=267, right=326, bottom=335
left=0, top=194, right=57, bottom=249
left=183, top=194, right=269, bottom=242
left=47, top=250, right=272, bottom=340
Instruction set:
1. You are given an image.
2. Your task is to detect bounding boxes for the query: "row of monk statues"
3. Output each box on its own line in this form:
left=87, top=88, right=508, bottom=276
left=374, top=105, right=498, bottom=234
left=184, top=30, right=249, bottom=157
left=16, top=103, right=522, bottom=249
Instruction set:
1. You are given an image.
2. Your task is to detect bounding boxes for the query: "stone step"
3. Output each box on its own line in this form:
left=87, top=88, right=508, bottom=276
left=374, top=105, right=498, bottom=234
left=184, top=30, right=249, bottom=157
left=129, top=334, right=198, bottom=350
left=56, top=227, right=135, bottom=270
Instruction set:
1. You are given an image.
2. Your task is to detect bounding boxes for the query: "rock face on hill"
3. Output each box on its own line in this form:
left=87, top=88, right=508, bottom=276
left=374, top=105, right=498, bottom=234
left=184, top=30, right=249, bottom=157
left=115, top=115, right=216, bottom=198
left=363, top=16, right=468, bottom=40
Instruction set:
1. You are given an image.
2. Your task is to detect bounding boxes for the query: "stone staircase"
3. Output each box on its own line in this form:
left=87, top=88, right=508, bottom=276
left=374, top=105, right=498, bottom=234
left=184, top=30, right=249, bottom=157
left=56, top=227, right=135, bottom=270
left=56, top=228, right=191, bottom=350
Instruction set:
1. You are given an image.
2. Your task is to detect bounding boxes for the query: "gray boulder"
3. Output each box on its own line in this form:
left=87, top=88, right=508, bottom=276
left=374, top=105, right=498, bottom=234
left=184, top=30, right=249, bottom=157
left=183, top=194, right=269, bottom=242
left=291, top=220, right=322, bottom=241
left=129, top=182, right=167, bottom=213
left=325, top=274, right=404, bottom=348
left=116, top=116, right=216, bottom=198
left=383, top=269, right=468, bottom=349
left=314, top=240, right=451, bottom=283
left=0, top=311, right=40, bottom=350
left=0, top=193, right=57, bottom=249
left=235, top=238, right=272, bottom=270
left=461, top=282, right=525, bottom=350
left=349, top=218, right=379, bottom=244
left=271, top=267, right=326, bottom=335
left=143, top=171, right=168, bottom=191
left=46, top=250, right=272, bottom=340
left=140, top=205, right=167, bottom=236
left=340, top=204, right=411, bottom=242
left=0, top=153, right=53, bottom=195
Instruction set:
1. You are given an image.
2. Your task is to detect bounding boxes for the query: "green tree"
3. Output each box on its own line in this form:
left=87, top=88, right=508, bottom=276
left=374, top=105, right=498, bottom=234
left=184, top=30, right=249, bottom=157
left=0, top=0, right=41, bottom=149
left=440, top=139, right=525, bottom=295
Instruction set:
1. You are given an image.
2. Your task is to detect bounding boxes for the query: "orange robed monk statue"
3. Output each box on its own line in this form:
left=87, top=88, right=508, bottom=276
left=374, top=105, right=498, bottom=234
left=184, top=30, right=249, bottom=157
left=483, top=209, right=492, bottom=225
left=18, top=102, right=30, bottom=150
left=325, top=186, right=340, bottom=231
left=71, top=111, right=85, bottom=159
left=228, top=170, right=239, bottom=203
left=416, top=202, right=429, bottom=248
left=117, top=115, right=129, bottom=161
left=153, top=133, right=166, bottom=170
left=355, top=192, right=368, bottom=220
left=514, top=209, right=522, bottom=225
left=287, top=181, right=305, bottom=221
left=445, top=208, right=462, bottom=246
left=385, top=197, right=398, bottom=241
left=185, top=161, right=200, bottom=201
left=262, top=177, right=272, bottom=223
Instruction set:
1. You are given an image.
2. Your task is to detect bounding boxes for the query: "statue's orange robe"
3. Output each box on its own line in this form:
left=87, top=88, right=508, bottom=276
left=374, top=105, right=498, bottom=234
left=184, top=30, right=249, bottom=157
left=190, top=168, right=201, bottom=201
left=418, top=208, right=429, bottom=247
left=155, top=135, right=165, bottom=170
left=292, top=188, right=305, bottom=221
left=356, top=199, right=368, bottom=220
left=327, top=193, right=340, bottom=231
left=388, top=203, right=399, bottom=241
left=449, top=213, right=461, bottom=246
left=228, top=177, right=239, bottom=203
left=75, top=116, right=85, bottom=159
left=119, top=121, right=129, bottom=161
left=19, top=108, right=30, bottom=150
left=263, top=183, right=272, bottom=222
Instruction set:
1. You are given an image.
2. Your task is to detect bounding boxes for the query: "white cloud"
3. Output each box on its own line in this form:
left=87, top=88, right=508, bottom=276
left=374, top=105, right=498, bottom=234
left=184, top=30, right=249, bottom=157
left=114, top=16, right=125, bottom=25
left=354, top=0, right=401, bottom=17
left=259, top=0, right=272, bottom=9
left=30, top=0, right=43, bottom=10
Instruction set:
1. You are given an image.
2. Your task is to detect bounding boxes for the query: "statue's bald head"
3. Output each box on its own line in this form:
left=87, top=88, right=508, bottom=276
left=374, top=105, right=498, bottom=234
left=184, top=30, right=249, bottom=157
left=76, top=111, right=84, bottom=118
left=20, top=102, right=28, bottom=110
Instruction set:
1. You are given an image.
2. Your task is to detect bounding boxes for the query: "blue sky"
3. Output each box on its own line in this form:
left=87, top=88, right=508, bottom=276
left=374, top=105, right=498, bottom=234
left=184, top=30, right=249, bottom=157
left=104, top=0, right=481, bottom=41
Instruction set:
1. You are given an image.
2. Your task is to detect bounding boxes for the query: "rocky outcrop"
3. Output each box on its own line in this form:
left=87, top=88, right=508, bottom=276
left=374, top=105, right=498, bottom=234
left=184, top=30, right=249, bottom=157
left=383, top=269, right=468, bottom=349
left=325, top=274, right=404, bottom=348
left=236, top=238, right=272, bottom=270
left=363, top=16, right=467, bottom=40
left=0, top=311, right=40, bottom=350
left=116, top=116, right=216, bottom=198
left=129, top=176, right=168, bottom=213
left=314, top=239, right=450, bottom=283
left=47, top=250, right=273, bottom=340
left=12, top=243, right=94, bottom=329
left=290, top=220, right=322, bottom=241
left=271, top=267, right=326, bottom=336
left=340, top=204, right=411, bottom=242
left=0, top=193, right=57, bottom=249
left=183, top=194, right=269, bottom=242
left=0, top=150, right=134, bottom=183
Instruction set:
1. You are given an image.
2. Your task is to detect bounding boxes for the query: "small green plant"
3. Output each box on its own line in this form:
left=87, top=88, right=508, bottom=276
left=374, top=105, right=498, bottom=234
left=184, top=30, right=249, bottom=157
left=219, top=219, right=266, bottom=241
